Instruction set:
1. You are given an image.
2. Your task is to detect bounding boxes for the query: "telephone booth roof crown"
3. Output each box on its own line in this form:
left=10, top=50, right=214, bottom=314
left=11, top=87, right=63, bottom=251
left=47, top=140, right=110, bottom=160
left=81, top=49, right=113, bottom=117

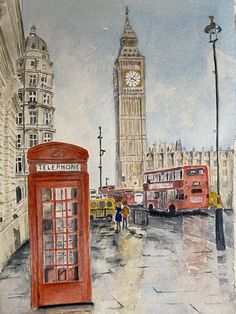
left=27, top=142, right=89, bottom=161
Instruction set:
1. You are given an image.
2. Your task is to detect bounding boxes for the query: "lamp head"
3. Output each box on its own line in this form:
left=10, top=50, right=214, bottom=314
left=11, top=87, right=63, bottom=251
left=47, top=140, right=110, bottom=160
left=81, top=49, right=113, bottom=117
left=204, top=16, right=222, bottom=43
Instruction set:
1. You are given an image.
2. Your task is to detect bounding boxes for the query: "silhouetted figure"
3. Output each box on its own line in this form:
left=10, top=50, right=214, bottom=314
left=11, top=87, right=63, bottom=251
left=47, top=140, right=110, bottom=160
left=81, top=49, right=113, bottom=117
left=115, top=202, right=122, bottom=233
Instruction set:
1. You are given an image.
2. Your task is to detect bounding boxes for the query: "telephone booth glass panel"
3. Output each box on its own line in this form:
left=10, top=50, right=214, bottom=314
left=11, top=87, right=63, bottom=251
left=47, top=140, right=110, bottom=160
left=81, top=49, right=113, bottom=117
left=41, top=185, right=81, bottom=284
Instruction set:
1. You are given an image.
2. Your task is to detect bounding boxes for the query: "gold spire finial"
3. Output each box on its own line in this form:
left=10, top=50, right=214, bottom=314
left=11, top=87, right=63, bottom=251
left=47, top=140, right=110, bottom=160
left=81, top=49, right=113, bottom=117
left=209, top=16, right=215, bottom=23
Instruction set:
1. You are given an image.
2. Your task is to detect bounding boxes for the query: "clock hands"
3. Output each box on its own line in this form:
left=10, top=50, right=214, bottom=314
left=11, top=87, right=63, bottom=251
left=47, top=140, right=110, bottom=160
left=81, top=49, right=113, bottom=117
left=130, top=73, right=139, bottom=81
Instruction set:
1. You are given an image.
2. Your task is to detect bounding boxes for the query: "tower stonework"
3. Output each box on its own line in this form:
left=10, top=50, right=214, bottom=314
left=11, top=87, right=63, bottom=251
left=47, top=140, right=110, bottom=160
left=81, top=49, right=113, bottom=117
left=114, top=8, right=147, bottom=189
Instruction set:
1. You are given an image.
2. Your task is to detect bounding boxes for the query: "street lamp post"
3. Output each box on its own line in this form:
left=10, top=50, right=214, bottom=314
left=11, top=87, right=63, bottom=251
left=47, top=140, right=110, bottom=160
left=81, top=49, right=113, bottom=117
left=204, top=16, right=226, bottom=251
left=97, top=126, right=106, bottom=191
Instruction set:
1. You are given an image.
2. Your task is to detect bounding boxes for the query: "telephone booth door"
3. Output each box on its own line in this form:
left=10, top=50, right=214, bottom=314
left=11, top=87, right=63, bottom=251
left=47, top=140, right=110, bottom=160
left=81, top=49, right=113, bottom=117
left=28, top=142, right=92, bottom=308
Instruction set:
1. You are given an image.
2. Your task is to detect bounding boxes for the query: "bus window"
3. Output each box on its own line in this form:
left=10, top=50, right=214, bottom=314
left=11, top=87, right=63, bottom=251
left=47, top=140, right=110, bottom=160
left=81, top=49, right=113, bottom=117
left=148, top=174, right=154, bottom=182
left=187, top=168, right=204, bottom=176
left=175, top=170, right=181, bottom=180
left=161, top=173, right=166, bottom=182
left=154, top=173, right=159, bottom=182
left=169, top=171, right=174, bottom=181
left=179, top=192, right=184, bottom=200
left=175, top=189, right=179, bottom=199
left=154, top=192, right=159, bottom=199
left=191, top=188, right=202, bottom=194
left=180, top=170, right=183, bottom=179
left=168, top=190, right=175, bottom=201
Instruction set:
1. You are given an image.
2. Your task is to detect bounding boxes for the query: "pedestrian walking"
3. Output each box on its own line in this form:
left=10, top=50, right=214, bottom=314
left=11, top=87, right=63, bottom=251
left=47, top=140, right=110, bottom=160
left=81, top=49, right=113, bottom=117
left=115, top=202, right=122, bottom=233
left=122, top=201, right=130, bottom=230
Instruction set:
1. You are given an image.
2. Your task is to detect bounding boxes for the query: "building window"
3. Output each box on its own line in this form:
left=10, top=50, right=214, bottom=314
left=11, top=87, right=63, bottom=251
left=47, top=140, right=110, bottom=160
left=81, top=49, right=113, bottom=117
left=29, top=90, right=36, bottom=102
left=16, top=133, right=22, bottom=148
left=42, top=64, right=46, bottom=71
left=16, top=156, right=23, bottom=173
left=43, top=93, right=50, bottom=104
left=16, top=186, right=24, bottom=204
left=44, top=110, right=51, bottom=124
left=43, top=133, right=52, bottom=142
left=30, top=60, right=35, bottom=66
left=32, top=43, right=36, bottom=49
left=18, top=89, right=23, bottom=102
left=29, top=74, right=37, bottom=86
left=16, top=112, right=23, bottom=124
left=29, top=134, right=37, bottom=147
left=41, top=75, right=47, bottom=83
left=29, top=111, right=37, bottom=124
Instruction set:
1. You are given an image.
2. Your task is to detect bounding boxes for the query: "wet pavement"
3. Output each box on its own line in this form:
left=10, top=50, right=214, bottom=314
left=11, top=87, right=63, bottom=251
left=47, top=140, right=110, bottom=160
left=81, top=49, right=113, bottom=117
left=0, top=210, right=236, bottom=313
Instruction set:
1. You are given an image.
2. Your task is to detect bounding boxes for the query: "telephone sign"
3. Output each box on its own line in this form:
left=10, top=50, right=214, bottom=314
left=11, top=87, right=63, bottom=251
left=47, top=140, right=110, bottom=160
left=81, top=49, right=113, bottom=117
left=27, top=142, right=92, bottom=308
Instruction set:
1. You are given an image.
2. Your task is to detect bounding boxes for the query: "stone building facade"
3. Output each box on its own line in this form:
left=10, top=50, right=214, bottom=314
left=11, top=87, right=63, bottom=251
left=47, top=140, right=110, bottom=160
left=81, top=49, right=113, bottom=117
left=114, top=7, right=147, bottom=189
left=0, top=0, right=28, bottom=270
left=145, top=140, right=234, bottom=208
left=16, top=25, right=55, bottom=201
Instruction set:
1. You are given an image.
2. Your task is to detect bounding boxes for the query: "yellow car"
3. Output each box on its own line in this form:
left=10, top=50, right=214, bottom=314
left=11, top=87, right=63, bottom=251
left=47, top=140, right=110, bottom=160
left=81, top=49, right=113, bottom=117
left=90, top=198, right=115, bottom=222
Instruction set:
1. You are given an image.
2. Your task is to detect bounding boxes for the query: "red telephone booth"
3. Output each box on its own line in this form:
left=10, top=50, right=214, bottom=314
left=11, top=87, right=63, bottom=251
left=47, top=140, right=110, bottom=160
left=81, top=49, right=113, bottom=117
left=27, top=142, right=92, bottom=308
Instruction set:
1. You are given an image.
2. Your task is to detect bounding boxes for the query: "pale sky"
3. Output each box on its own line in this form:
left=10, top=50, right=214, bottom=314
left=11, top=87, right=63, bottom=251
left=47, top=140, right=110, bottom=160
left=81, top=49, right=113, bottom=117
left=22, top=0, right=236, bottom=188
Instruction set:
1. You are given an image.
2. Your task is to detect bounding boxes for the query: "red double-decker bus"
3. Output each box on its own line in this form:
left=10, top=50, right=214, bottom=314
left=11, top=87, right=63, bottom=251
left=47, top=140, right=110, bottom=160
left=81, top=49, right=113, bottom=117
left=107, top=189, right=135, bottom=205
left=99, top=186, right=135, bottom=205
left=143, top=165, right=209, bottom=214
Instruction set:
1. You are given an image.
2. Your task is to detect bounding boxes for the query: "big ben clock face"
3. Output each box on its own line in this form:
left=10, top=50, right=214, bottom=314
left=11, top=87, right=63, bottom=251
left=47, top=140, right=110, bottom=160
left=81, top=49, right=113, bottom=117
left=124, top=70, right=141, bottom=87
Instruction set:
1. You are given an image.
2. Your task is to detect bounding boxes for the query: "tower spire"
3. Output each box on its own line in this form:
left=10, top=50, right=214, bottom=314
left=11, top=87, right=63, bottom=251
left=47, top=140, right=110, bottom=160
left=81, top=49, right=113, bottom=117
left=120, top=6, right=137, bottom=48
left=126, top=6, right=129, bottom=17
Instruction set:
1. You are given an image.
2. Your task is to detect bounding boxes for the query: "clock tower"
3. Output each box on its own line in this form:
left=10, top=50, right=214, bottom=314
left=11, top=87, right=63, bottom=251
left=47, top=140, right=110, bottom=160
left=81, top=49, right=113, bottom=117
left=114, top=7, right=147, bottom=189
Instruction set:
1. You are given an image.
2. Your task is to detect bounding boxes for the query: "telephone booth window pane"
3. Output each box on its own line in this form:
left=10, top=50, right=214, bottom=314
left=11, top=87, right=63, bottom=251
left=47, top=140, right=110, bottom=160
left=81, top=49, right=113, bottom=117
left=68, top=266, right=79, bottom=281
left=68, top=218, right=78, bottom=232
left=43, top=219, right=53, bottom=233
left=43, top=234, right=54, bottom=249
left=55, top=188, right=66, bottom=200
left=41, top=186, right=80, bottom=284
left=68, top=234, right=78, bottom=248
left=44, top=267, right=56, bottom=283
left=56, top=219, right=66, bottom=233
left=57, top=250, right=67, bottom=265
left=56, top=234, right=67, bottom=249
left=42, top=188, right=53, bottom=201
left=68, top=250, right=78, bottom=264
left=67, top=187, right=77, bottom=199
left=57, top=267, right=66, bottom=281
left=56, top=202, right=66, bottom=217
left=68, top=202, right=77, bottom=216
left=44, top=251, right=54, bottom=265
left=43, top=203, right=53, bottom=219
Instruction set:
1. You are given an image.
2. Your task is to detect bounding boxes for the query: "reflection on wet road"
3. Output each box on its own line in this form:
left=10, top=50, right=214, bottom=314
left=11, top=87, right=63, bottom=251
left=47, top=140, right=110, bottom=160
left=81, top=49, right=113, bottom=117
left=90, top=211, right=236, bottom=313
left=0, top=210, right=235, bottom=313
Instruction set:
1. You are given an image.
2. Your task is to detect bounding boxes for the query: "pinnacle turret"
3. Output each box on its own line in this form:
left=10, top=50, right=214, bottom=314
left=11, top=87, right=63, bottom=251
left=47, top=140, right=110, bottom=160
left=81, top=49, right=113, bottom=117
left=121, top=6, right=137, bottom=40
left=119, top=7, right=140, bottom=57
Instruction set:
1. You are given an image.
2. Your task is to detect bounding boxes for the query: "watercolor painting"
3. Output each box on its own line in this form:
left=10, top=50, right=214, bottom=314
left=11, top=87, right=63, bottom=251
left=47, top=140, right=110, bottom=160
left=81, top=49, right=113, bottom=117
left=0, top=0, right=236, bottom=313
